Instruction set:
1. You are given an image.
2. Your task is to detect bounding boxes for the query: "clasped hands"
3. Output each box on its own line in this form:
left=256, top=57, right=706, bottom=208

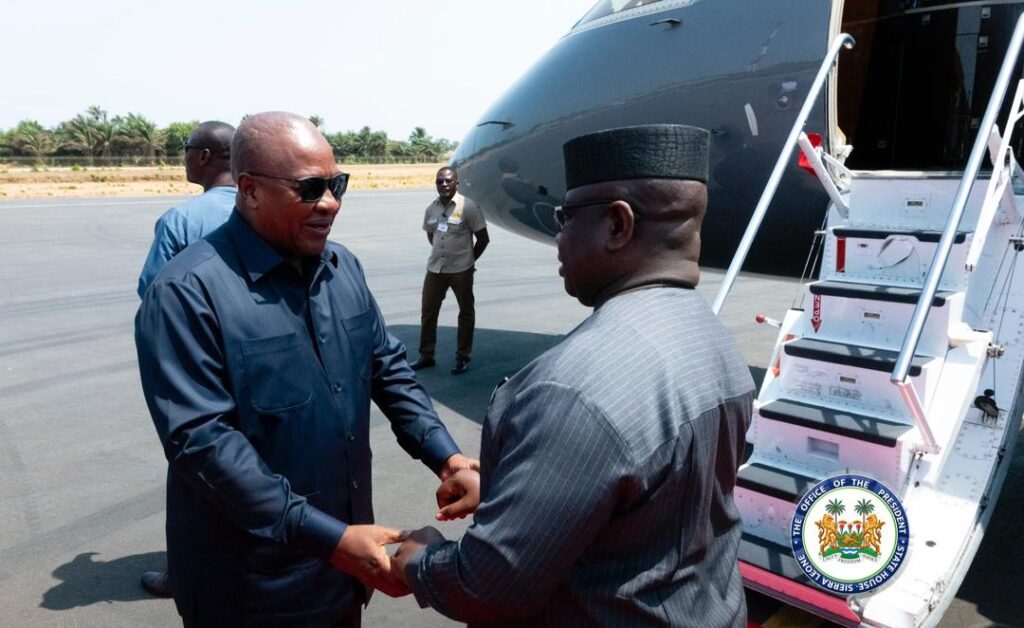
left=330, top=453, right=481, bottom=597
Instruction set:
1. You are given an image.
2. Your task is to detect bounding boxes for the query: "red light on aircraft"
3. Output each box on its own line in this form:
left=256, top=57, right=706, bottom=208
left=798, top=133, right=822, bottom=175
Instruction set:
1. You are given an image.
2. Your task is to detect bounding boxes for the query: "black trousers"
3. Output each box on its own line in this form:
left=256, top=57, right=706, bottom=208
left=419, top=268, right=475, bottom=361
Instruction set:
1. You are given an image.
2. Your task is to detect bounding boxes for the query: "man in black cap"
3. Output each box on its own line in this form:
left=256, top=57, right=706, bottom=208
left=391, top=125, right=755, bottom=626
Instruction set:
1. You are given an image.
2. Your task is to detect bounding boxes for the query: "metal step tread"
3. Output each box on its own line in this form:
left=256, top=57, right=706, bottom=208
left=809, top=280, right=954, bottom=307
left=737, top=462, right=818, bottom=503
left=833, top=227, right=970, bottom=243
left=784, top=337, right=931, bottom=377
left=739, top=532, right=807, bottom=583
left=759, top=398, right=912, bottom=447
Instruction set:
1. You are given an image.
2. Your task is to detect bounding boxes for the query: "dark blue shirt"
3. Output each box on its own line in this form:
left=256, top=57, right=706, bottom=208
left=135, top=211, right=460, bottom=625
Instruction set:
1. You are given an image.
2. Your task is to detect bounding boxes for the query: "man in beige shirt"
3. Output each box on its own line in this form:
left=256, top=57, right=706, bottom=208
left=410, top=167, right=489, bottom=374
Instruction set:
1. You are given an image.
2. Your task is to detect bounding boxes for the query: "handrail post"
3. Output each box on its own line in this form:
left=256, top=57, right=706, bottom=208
left=891, top=13, right=1024, bottom=386
left=797, top=132, right=850, bottom=217
left=711, top=33, right=855, bottom=315
left=889, top=13, right=1024, bottom=457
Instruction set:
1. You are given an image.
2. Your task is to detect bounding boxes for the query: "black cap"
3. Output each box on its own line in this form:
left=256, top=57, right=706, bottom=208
left=563, top=124, right=710, bottom=190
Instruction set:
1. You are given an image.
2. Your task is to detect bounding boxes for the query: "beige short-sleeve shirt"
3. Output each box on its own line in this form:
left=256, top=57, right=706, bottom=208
left=422, top=192, right=486, bottom=273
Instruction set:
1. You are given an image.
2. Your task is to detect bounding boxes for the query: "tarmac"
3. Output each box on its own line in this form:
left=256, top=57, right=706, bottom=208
left=0, top=190, right=1020, bottom=627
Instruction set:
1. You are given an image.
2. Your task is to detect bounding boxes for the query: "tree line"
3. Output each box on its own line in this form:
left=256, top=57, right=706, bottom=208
left=0, top=107, right=457, bottom=165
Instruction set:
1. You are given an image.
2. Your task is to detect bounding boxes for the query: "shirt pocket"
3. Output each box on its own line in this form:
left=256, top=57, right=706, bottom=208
left=241, top=332, right=314, bottom=413
left=445, top=217, right=468, bottom=234
left=341, top=309, right=374, bottom=380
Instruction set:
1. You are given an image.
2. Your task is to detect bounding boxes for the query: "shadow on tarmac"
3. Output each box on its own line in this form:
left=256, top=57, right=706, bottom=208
left=40, top=550, right=166, bottom=610
left=388, top=325, right=566, bottom=424
left=388, top=325, right=771, bottom=426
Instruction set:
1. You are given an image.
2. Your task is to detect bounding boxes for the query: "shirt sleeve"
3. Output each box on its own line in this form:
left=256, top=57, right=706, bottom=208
left=466, top=199, right=486, bottom=233
left=138, top=211, right=185, bottom=299
left=406, top=381, right=632, bottom=623
left=351, top=256, right=460, bottom=472
left=135, top=277, right=347, bottom=559
left=422, top=205, right=434, bottom=233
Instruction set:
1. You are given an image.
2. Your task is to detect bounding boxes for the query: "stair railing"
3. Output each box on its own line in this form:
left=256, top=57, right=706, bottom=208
left=891, top=13, right=1024, bottom=456
left=965, top=81, right=1024, bottom=272
left=711, top=33, right=855, bottom=315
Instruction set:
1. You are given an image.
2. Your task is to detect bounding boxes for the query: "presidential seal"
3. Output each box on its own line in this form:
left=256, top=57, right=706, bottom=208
left=790, top=474, right=910, bottom=595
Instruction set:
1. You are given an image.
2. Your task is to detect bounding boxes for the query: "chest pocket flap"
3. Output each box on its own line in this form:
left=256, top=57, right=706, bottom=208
left=241, top=332, right=314, bottom=413
left=341, top=309, right=374, bottom=380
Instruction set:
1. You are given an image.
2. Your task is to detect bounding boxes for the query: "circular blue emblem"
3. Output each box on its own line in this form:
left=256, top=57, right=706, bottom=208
left=790, top=474, right=910, bottom=595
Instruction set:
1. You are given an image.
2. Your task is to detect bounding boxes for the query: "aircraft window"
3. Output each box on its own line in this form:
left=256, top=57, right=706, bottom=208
left=839, top=2, right=1024, bottom=170
left=575, top=0, right=670, bottom=28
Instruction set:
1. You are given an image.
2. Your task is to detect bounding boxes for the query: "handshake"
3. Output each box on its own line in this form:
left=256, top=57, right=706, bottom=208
left=329, top=453, right=481, bottom=597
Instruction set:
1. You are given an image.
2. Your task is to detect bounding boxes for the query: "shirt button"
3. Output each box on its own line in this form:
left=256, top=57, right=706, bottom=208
left=319, top=334, right=327, bottom=344
left=351, top=480, right=359, bottom=489
left=332, top=383, right=342, bottom=393
left=346, top=432, right=355, bottom=441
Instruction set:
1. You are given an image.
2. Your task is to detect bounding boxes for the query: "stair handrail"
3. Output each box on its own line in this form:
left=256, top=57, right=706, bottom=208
left=965, top=81, right=1024, bottom=271
left=711, top=33, right=855, bottom=315
left=891, top=13, right=1024, bottom=388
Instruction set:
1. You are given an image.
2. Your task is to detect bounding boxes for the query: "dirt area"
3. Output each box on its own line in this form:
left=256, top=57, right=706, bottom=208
left=0, top=163, right=444, bottom=200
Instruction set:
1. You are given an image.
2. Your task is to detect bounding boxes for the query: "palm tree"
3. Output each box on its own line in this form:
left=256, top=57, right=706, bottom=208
left=388, top=139, right=415, bottom=159
left=825, top=498, right=846, bottom=519
left=309, top=115, right=324, bottom=130
left=408, top=126, right=434, bottom=159
left=0, top=128, right=12, bottom=157
left=85, top=106, right=116, bottom=158
left=115, top=113, right=165, bottom=160
left=854, top=498, right=875, bottom=527
left=325, top=131, right=358, bottom=160
left=58, top=106, right=117, bottom=162
left=10, top=121, right=55, bottom=162
left=353, top=126, right=388, bottom=159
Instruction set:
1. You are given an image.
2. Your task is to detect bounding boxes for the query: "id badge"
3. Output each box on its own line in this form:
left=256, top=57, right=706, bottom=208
left=437, top=218, right=449, bottom=233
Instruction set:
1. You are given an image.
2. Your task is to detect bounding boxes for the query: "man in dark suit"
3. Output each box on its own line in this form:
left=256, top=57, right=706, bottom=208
left=136, top=111, right=475, bottom=627
left=393, top=125, right=754, bottom=626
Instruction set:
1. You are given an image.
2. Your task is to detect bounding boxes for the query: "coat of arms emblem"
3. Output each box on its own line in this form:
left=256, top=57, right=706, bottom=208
left=791, top=475, right=910, bottom=594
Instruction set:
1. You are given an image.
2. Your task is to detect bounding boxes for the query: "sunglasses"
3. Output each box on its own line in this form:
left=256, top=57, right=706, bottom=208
left=552, top=199, right=615, bottom=230
left=436, top=177, right=454, bottom=184
left=246, top=171, right=350, bottom=203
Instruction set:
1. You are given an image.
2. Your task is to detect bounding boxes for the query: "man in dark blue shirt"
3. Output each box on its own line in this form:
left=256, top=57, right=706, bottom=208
left=137, top=120, right=235, bottom=599
left=136, top=111, right=474, bottom=627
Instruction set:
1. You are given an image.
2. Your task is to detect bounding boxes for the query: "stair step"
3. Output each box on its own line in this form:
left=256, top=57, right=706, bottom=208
left=737, top=463, right=818, bottom=503
left=833, top=228, right=970, bottom=244
left=784, top=338, right=929, bottom=378
left=738, top=533, right=806, bottom=583
left=809, top=280, right=954, bottom=307
left=760, top=399, right=912, bottom=447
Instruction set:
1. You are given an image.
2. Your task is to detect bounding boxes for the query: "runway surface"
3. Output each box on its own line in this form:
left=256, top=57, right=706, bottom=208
left=0, top=190, right=1019, bottom=627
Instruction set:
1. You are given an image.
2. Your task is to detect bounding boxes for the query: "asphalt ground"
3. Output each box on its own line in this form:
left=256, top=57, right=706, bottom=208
left=0, top=190, right=1020, bottom=627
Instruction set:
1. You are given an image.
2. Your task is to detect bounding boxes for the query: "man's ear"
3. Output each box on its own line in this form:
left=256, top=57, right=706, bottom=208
left=605, top=200, right=635, bottom=252
left=237, top=173, right=259, bottom=210
left=197, top=148, right=213, bottom=167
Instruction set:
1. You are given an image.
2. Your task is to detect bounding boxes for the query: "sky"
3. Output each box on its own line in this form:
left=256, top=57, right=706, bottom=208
left=0, top=0, right=596, bottom=143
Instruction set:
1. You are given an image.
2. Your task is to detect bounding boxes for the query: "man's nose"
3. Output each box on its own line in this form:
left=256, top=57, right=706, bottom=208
left=318, top=190, right=341, bottom=212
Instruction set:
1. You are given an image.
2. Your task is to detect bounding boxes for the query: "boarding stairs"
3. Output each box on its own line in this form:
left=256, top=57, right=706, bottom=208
left=714, top=25, right=1024, bottom=628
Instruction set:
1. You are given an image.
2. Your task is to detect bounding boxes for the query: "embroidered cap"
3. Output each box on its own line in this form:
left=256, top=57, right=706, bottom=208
left=563, top=124, right=710, bottom=190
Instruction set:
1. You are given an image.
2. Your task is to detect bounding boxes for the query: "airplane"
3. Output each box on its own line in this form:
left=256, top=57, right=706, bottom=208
left=452, top=0, right=1024, bottom=276
left=453, top=1, right=1024, bottom=626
